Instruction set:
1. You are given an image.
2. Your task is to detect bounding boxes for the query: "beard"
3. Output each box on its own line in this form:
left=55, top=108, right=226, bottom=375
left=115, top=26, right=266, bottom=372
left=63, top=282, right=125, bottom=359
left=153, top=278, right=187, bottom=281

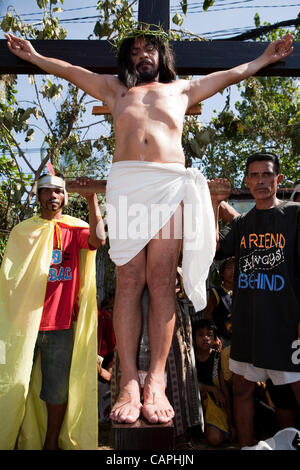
left=136, top=61, right=159, bottom=83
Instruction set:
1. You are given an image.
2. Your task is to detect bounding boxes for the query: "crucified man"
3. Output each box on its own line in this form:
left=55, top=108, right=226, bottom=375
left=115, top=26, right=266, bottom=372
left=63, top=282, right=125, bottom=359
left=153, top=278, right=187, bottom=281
left=5, top=30, right=293, bottom=425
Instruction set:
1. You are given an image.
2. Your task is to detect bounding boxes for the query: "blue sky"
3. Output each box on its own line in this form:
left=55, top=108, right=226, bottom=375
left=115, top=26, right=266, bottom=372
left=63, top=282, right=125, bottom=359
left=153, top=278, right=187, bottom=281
left=1, top=0, right=298, bottom=40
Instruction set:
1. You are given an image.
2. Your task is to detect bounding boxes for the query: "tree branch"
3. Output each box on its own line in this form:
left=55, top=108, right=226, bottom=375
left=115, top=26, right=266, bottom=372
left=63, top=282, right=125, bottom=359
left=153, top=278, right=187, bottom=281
left=75, top=120, right=106, bottom=130
left=0, top=122, right=36, bottom=173
left=106, top=0, right=138, bottom=41
left=32, top=76, right=54, bottom=134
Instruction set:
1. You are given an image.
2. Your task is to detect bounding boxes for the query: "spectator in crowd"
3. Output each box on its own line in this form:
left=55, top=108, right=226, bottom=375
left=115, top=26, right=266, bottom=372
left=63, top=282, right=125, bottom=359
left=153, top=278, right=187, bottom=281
left=97, top=295, right=116, bottom=360
left=204, top=257, right=235, bottom=349
left=194, top=319, right=236, bottom=446
left=0, top=174, right=105, bottom=450
left=211, top=152, right=300, bottom=448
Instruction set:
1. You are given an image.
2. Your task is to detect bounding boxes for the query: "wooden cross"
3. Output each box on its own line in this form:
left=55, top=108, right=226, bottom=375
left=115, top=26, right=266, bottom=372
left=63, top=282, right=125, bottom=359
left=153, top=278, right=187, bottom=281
left=1, top=0, right=299, bottom=76
left=2, top=3, right=296, bottom=449
left=2, top=1, right=296, bottom=198
left=62, top=0, right=298, bottom=199
left=92, top=104, right=202, bottom=116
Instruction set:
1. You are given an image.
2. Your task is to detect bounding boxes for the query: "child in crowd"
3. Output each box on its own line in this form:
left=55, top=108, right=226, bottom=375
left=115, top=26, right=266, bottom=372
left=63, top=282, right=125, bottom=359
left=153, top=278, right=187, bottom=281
left=204, top=257, right=234, bottom=349
left=194, top=319, right=236, bottom=446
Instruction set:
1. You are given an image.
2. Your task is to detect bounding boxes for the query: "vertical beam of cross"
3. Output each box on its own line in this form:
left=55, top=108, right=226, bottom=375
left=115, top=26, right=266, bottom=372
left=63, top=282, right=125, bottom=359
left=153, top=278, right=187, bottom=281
left=138, top=0, right=170, bottom=31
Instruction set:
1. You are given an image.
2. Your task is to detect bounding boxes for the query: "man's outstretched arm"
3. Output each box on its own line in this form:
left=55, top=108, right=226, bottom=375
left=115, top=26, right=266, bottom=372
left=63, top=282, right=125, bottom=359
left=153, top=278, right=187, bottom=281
left=4, top=33, right=118, bottom=102
left=73, top=178, right=106, bottom=249
left=186, top=34, right=294, bottom=106
left=208, top=178, right=234, bottom=250
left=86, top=193, right=106, bottom=249
left=219, top=200, right=239, bottom=224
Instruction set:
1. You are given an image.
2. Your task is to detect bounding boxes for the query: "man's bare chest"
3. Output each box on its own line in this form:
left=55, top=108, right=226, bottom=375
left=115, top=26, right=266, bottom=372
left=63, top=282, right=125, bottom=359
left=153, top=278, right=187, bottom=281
left=114, top=84, right=185, bottom=126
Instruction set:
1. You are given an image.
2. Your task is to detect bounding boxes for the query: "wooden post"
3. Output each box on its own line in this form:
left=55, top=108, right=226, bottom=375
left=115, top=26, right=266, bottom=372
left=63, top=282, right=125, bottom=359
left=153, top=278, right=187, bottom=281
left=66, top=179, right=106, bottom=193
left=138, top=0, right=170, bottom=31
left=65, top=178, right=233, bottom=196
left=66, top=179, right=292, bottom=200
left=112, top=419, right=175, bottom=451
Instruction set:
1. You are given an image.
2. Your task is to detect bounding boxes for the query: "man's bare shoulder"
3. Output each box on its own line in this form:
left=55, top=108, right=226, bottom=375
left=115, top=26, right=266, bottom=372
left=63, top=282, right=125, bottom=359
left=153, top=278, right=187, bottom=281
left=170, top=78, right=189, bottom=89
left=90, top=74, right=126, bottom=103
left=102, top=74, right=126, bottom=92
left=171, top=78, right=197, bottom=95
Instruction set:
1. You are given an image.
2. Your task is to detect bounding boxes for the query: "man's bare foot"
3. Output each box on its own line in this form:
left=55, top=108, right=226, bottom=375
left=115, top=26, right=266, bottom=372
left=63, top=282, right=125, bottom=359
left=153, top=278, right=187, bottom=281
left=142, top=376, right=174, bottom=424
left=110, top=379, right=142, bottom=424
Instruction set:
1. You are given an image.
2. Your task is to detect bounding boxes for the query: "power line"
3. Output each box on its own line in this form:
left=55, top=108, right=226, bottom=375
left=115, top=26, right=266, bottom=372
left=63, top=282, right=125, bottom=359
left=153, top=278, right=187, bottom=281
left=171, top=2, right=300, bottom=13
left=1, top=3, right=298, bottom=42
left=0, top=5, right=97, bottom=19
left=172, top=0, right=300, bottom=9
left=2, top=2, right=299, bottom=20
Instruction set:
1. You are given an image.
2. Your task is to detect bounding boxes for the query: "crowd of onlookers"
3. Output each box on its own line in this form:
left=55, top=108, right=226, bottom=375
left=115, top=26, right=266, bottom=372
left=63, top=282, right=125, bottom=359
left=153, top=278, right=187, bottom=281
left=192, top=256, right=299, bottom=448
left=97, top=179, right=300, bottom=448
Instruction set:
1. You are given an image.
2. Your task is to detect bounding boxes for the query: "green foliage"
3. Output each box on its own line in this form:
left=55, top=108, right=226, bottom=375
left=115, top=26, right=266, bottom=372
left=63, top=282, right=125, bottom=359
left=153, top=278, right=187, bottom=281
left=0, top=230, right=9, bottom=265
left=172, top=12, right=184, bottom=27
left=0, top=0, right=113, bottom=244
left=1, top=0, right=67, bottom=39
left=182, top=22, right=300, bottom=185
left=1, top=1, right=299, bottom=255
left=203, top=0, right=215, bottom=12
left=92, top=0, right=214, bottom=42
left=180, top=0, right=188, bottom=16
left=0, top=75, right=34, bottom=229
left=92, top=0, right=136, bottom=41
left=183, top=71, right=300, bottom=185
left=172, top=0, right=214, bottom=27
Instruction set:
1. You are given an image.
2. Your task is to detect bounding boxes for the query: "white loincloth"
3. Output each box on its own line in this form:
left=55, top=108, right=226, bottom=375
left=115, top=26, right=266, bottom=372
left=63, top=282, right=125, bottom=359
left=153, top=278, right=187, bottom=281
left=106, top=161, right=216, bottom=312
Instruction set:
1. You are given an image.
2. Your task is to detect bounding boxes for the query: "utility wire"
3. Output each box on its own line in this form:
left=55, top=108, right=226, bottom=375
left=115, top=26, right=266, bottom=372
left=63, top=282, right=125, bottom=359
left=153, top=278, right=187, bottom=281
left=1, top=3, right=299, bottom=41
left=1, top=2, right=299, bottom=20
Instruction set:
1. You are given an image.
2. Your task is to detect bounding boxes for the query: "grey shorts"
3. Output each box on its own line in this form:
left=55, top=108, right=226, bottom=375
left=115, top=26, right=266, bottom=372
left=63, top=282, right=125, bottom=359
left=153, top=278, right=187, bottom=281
left=33, top=326, right=74, bottom=404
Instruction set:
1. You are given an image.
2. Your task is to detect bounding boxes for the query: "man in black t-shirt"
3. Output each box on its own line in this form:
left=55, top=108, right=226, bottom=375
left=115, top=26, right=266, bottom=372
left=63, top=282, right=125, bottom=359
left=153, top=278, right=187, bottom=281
left=210, top=152, right=300, bottom=448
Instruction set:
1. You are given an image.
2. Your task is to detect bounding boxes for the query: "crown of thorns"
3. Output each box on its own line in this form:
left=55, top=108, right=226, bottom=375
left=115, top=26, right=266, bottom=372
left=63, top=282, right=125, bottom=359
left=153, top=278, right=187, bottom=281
left=111, top=23, right=170, bottom=50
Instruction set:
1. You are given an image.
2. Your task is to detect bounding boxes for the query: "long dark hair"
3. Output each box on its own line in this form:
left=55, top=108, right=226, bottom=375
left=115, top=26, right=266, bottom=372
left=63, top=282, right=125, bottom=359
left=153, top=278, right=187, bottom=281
left=117, top=34, right=176, bottom=88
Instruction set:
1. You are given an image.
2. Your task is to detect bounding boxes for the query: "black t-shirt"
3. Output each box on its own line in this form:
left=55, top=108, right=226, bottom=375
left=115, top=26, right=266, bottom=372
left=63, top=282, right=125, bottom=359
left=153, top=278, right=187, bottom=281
left=211, top=285, right=232, bottom=340
left=196, top=350, right=220, bottom=385
left=217, top=201, right=300, bottom=372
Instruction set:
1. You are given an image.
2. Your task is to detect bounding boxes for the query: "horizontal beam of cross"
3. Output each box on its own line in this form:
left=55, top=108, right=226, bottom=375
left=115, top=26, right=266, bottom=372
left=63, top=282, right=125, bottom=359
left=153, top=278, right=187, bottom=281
left=91, top=105, right=202, bottom=115
left=1, top=40, right=299, bottom=77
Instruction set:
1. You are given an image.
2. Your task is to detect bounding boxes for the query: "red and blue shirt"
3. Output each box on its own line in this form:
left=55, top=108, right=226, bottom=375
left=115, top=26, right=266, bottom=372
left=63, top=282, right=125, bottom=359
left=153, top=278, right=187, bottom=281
left=39, top=222, right=96, bottom=331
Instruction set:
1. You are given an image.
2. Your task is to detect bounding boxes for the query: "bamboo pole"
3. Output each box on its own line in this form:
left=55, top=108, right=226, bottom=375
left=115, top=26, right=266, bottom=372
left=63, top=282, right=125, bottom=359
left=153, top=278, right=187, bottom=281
left=65, top=178, right=233, bottom=196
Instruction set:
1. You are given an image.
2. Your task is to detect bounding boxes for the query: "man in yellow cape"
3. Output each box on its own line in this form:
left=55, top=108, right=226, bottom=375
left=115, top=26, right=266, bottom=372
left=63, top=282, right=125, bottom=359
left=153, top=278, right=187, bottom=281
left=0, top=174, right=105, bottom=450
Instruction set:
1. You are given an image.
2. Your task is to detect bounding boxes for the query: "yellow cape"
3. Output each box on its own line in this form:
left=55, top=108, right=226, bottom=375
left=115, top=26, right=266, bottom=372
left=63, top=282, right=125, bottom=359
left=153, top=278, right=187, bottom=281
left=0, top=215, right=98, bottom=450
